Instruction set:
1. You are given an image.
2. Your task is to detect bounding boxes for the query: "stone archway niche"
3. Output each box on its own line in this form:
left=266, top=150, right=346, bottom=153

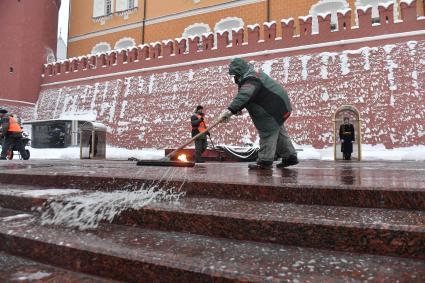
left=333, top=105, right=362, bottom=161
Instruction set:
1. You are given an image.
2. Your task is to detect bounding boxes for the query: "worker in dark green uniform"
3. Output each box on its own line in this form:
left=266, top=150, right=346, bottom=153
left=218, top=58, right=298, bottom=170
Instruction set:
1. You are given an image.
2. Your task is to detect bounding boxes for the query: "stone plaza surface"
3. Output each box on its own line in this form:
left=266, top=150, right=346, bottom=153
left=0, top=159, right=424, bottom=282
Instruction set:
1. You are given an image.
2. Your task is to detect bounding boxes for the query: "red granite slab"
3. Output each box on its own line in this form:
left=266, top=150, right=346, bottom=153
left=117, top=197, right=425, bottom=259
left=0, top=160, right=424, bottom=210
left=0, top=251, right=117, bottom=282
left=0, top=209, right=424, bottom=283
left=0, top=187, right=424, bottom=259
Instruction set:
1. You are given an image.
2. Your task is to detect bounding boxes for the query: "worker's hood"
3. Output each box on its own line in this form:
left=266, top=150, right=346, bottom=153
left=228, top=58, right=256, bottom=82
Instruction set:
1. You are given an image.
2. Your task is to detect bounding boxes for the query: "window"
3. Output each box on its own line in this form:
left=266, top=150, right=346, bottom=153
left=114, top=37, right=136, bottom=50
left=116, top=0, right=138, bottom=12
left=93, top=0, right=114, bottom=19
left=105, top=0, right=112, bottom=15
left=309, top=0, right=349, bottom=33
left=91, top=42, right=112, bottom=54
left=214, top=17, right=244, bottom=42
left=182, top=23, right=211, bottom=50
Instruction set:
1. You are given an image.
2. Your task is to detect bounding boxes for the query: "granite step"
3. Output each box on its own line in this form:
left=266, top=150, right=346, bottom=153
left=0, top=208, right=424, bottom=283
left=0, top=170, right=423, bottom=210
left=0, top=250, right=117, bottom=282
left=0, top=185, right=424, bottom=259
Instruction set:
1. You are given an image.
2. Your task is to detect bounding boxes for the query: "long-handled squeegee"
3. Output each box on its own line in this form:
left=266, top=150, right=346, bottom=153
left=137, top=118, right=223, bottom=167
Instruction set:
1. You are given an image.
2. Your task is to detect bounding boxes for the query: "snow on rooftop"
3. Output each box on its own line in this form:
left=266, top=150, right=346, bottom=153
left=232, top=27, right=244, bottom=33
left=317, top=12, right=332, bottom=19
left=337, top=8, right=351, bottom=15
left=357, top=5, right=373, bottom=13
left=247, top=24, right=260, bottom=30
left=299, top=15, right=313, bottom=22
left=281, top=18, right=295, bottom=25
left=378, top=1, right=394, bottom=9
left=175, top=37, right=186, bottom=43
left=162, top=39, right=174, bottom=45
left=400, top=0, right=416, bottom=5
left=263, top=21, right=276, bottom=28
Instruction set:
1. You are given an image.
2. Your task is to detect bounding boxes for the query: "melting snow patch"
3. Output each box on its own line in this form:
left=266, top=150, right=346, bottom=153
left=282, top=57, right=291, bottom=83
left=339, top=54, right=350, bottom=75
left=300, top=56, right=311, bottom=80
left=13, top=272, right=52, bottom=281
left=319, top=52, right=337, bottom=79
left=407, top=41, right=417, bottom=50
left=262, top=60, right=275, bottom=76
left=40, top=182, right=185, bottom=230
left=321, top=89, right=330, bottom=101
left=18, top=189, right=81, bottom=198
left=1, top=214, right=32, bottom=222
left=1, top=188, right=81, bottom=198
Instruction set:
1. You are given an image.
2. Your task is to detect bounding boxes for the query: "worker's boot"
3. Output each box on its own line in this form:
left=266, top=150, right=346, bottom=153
left=276, top=155, right=299, bottom=168
left=248, top=161, right=272, bottom=170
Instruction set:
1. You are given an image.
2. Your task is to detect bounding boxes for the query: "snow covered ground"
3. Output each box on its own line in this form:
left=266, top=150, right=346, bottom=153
left=24, top=144, right=425, bottom=161
left=28, top=146, right=164, bottom=160
left=297, top=144, right=425, bottom=161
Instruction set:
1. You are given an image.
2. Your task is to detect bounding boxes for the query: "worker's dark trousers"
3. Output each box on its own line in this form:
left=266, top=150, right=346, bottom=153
left=258, top=124, right=297, bottom=164
left=195, top=138, right=208, bottom=162
left=1, top=136, right=28, bottom=160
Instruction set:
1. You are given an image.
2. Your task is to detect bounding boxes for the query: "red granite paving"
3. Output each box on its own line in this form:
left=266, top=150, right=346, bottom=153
left=0, top=160, right=424, bottom=210
left=0, top=187, right=424, bottom=259
left=0, top=250, right=117, bottom=282
left=0, top=159, right=424, bottom=190
left=0, top=209, right=424, bottom=283
left=0, top=159, right=424, bottom=282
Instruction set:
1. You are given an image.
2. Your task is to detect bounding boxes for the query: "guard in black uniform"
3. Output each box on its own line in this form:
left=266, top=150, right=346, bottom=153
left=339, top=117, right=355, bottom=160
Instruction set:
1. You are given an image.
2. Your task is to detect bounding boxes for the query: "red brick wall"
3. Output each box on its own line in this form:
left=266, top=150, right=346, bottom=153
left=35, top=1, right=425, bottom=150
left=36, top=38, right=425, bottom=149
left=0, top=0, right=60, bottom=103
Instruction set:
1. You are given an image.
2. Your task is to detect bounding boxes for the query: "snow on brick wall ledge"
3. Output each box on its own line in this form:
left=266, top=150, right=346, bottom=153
left=36, top=39, right=425, bottom=149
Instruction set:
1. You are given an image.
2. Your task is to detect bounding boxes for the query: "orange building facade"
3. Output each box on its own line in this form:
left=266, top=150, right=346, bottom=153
left=67, top=0, right=424, bottom=58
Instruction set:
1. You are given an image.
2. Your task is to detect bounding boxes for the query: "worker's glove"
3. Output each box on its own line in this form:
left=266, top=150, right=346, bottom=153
left=218, top=109, right=233, bottom=123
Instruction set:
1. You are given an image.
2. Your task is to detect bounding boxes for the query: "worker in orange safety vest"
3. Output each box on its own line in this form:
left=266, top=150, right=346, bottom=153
left=190, top=105, right=210, bottom=163
left=0, top=108, right=29, bottom=160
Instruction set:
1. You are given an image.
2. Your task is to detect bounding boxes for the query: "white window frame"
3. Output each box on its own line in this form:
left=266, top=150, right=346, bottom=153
left=214, top=17, right=245, bottom=43
left=93, top=0, right=115, bottom=24
left=115, top=0, right=138, bottom=18
left=182, top=23, right=212, bottom=50
left=309, top=0, right=349, bottom=33
left=105, top=0, right=112, bottom=15
left=128, top=0, right=135, bottom=9
left=114, top=37, right=136, bottom=50
left=91, top=42, right=112, bottom=54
